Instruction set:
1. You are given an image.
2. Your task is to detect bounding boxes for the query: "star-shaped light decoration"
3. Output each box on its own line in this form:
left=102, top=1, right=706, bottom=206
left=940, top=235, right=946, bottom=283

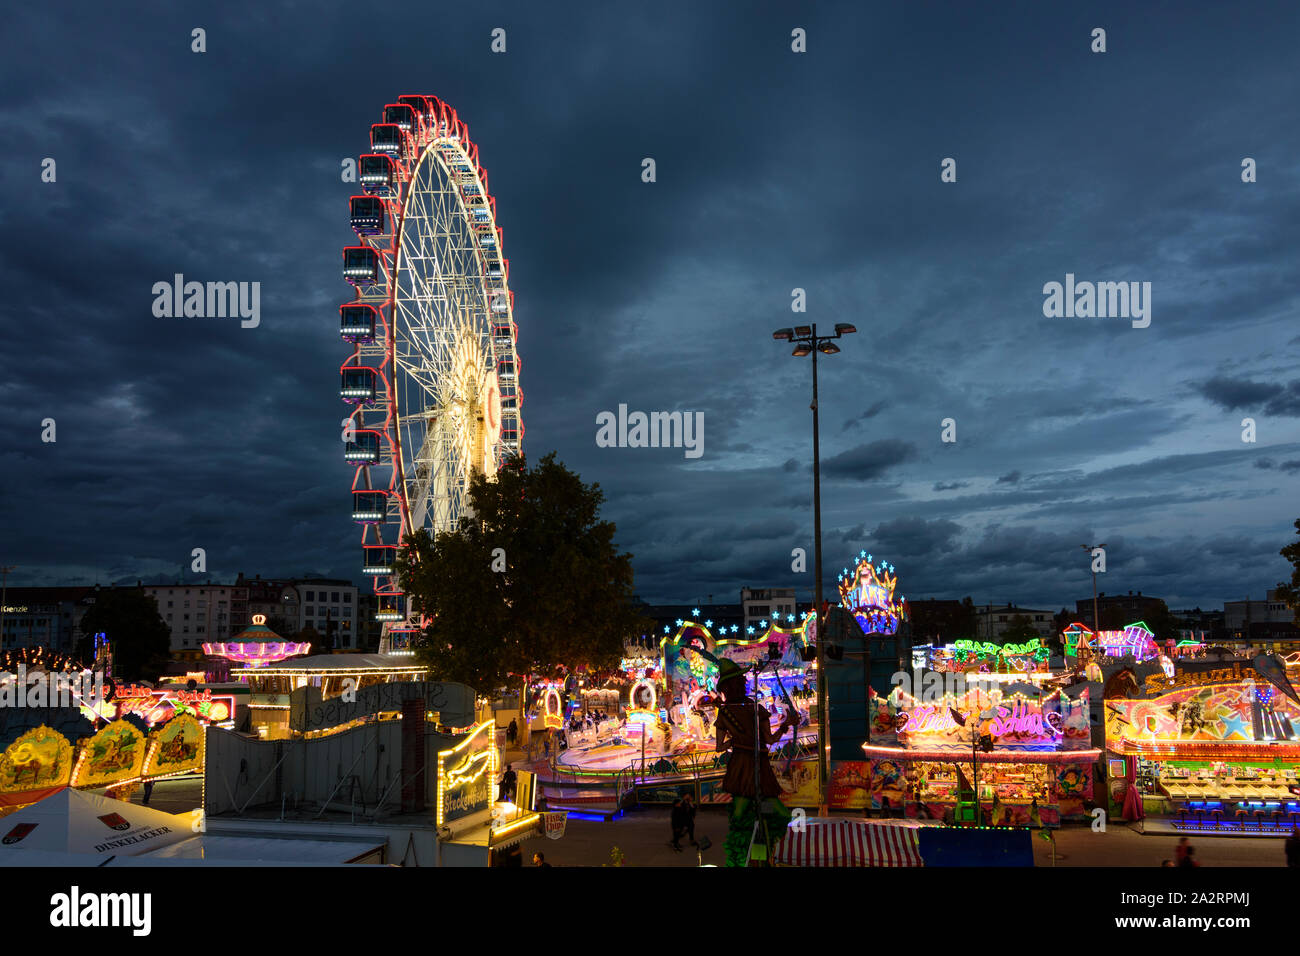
left=731, top=625, right=739, bottom=633
left=1218, top=712, right=1252, bottom=740
left=746, top=626, right=755, bottom=635
left=705, top=619, right=713, bottom=628
left=692, top=608, right=700, bottom=617
left=760, top=619, right=768, bottom=629
left=675, top=619, right=684, bottom=627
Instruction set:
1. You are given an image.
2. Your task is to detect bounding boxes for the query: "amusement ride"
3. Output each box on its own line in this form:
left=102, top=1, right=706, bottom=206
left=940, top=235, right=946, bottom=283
left=340, top=95, right=522, bottom=653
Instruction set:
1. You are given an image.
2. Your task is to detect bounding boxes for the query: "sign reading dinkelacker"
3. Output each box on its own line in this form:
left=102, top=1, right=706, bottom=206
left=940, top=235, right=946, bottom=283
left=289, top=681, right=476, bottom=733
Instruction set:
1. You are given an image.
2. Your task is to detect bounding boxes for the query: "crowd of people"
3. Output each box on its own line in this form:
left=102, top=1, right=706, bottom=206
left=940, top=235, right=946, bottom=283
left=569, top=709, right=616, bottom=737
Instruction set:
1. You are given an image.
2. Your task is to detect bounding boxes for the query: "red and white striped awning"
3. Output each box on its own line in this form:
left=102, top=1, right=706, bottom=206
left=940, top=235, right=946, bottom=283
left=772, top=821, right=922, bottom=867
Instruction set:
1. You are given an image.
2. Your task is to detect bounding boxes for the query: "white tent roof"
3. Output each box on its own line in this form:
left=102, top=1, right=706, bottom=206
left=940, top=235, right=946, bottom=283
left=0, top=836, right=382, bottom=867
left=0, top=788, right=190, bottom=859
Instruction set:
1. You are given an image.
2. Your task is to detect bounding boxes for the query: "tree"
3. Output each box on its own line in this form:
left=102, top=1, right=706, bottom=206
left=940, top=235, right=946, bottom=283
left=1001, top=614, right=1041, bottom=644
left=397, top=452, right=649, bottom=691
left=1278, top=518, right=1300, bottom=623
left=75, top=588, right=171, bottom=682
left=263, top=615, right=294, bottom=638
left=1142, top=600, right=1181, bottom=646
left=299, top=624, right=324, bottom=653
left=959, top=596, right=978, bottom=638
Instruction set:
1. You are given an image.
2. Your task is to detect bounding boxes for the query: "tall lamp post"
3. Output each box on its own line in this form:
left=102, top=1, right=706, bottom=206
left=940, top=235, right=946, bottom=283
left=772, top=321, right=856, bottom=812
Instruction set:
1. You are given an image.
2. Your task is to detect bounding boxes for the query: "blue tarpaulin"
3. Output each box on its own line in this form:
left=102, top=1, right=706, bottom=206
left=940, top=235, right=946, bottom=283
left=916, top=826, right=1035, bottom=866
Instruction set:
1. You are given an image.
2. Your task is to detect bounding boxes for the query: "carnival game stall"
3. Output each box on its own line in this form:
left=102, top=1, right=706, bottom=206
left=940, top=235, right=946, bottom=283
left=1104, top=655, right=1300, bottom=832
left=864, top=684, right=1099, bottom=826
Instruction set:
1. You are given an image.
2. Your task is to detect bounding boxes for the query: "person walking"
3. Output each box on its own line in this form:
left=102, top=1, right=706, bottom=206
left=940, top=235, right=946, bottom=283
left=1286, top=828, right=1300, bottom=867
left=499, top=764, right=517, bottom=803
left=1178, top=845, right=1200, bottom=867
left=1174, top=836, right=1191, bottom=865
left=670, top=797, right=687, bottom=851
left=507, top=718, right=518, bottom=746
left=532, top=852, right=552, bottom=867
left=141, top=780, right=154, bottom=806
left=681, top=793, right=698, bottom=846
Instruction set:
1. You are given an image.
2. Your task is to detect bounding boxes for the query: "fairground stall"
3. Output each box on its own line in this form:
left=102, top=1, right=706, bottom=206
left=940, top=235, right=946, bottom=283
left=1104, top=655, right=1300, bottom=832
left=864, top=683, right=1099, bottom=826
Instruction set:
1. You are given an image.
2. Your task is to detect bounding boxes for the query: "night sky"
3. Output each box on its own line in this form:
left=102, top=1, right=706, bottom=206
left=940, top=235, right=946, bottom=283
left=4, top=2, right=1299, bottom=614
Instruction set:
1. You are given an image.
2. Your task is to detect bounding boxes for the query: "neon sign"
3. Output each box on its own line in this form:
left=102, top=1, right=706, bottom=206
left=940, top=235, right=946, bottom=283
left=1062, top=623, right=1093, bottom=657
left=1095, top=622, right=1158, bottom=661
left=627, top=678, right=657, bottom=723
left=837, top=554, right=903, bottom=635
left=954, top=638, right=1046, bottom=658
left=109, top=686, right=235, bottom=727
left=542, top=686, right=563, bottom=729
left=986, top=699, right=1063, bottom=740
left=436, top=720, right=497, bottom=826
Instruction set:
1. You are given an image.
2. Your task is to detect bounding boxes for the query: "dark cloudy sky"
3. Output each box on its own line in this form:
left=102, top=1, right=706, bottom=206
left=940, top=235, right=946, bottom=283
left=3, top=1, right=1299, bottom=614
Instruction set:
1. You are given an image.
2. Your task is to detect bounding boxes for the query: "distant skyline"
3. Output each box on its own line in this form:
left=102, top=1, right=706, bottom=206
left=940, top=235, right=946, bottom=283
left=3, top=3, right=1298, bottom=612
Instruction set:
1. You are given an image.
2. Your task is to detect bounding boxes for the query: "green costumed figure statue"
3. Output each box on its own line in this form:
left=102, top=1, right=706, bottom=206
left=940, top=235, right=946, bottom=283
left=712, top=658, right=799, bottom=866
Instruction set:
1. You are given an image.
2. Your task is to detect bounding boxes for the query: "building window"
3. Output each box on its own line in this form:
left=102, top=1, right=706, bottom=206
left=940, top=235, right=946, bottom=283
left=305, top=606, right=314, bottom=616
left=167, top=601, right=174, bottom=608
left=306, top=591, right=315, bottom=601
left=331, top=591, right=340, bottom=603
left=343, top=593, right=352, bottom=604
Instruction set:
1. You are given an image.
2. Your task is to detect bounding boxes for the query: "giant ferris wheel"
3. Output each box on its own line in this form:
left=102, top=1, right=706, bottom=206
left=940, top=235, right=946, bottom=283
left=339, top=95, right=522, bottom=654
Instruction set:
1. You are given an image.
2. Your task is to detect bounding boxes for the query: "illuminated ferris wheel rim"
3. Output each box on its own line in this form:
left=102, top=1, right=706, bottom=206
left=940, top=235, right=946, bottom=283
left=340, top=94, right=523, bottom=640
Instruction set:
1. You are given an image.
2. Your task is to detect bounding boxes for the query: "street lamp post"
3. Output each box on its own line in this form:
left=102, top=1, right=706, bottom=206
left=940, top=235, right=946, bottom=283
left=773, top=321, right=856, bottom=813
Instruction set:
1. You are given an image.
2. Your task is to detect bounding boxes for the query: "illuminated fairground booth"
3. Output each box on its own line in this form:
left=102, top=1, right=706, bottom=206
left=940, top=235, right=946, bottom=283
left=1104, top=654, right=1300, bottom=832
left=864, top=683, right=1100, bottom=827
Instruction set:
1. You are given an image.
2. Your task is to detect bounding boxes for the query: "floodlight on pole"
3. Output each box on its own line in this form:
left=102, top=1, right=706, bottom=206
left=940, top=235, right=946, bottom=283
left=770, top=318, right=855, bottom=813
